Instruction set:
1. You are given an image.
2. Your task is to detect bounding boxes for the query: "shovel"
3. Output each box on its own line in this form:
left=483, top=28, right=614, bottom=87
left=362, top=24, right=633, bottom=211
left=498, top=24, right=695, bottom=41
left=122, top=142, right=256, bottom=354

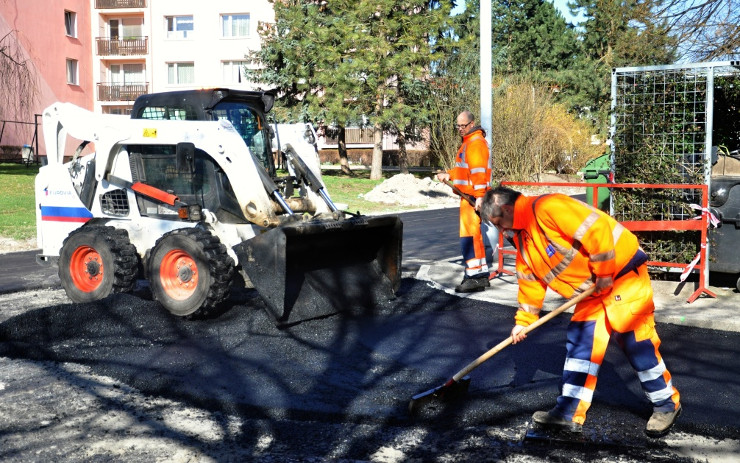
left=408, top=286, right=596, bottom=414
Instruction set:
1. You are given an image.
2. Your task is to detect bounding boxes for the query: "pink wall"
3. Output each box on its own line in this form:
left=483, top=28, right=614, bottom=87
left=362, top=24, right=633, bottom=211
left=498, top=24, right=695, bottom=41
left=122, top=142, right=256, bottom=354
left=1, top=0, right=93, bottom=155
left=1, top=0, right=93, bottom=114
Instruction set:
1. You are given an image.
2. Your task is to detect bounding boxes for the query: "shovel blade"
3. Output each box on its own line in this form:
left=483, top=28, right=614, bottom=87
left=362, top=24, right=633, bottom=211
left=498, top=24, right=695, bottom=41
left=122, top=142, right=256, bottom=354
left=408, top=376, right=471, bottom=415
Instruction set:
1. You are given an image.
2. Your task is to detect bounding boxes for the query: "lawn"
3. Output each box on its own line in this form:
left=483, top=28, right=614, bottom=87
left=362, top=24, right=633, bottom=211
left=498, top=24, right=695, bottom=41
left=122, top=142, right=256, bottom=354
left=0, top=163, right=426, bottom=242
left=0, top=163, right=39, bottom=241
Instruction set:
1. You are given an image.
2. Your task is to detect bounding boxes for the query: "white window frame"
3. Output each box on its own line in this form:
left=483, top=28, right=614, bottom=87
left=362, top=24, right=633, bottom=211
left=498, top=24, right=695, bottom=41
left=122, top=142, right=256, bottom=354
left=109, top=17, right=144, bottom=39
left=167, top=62, right=195, bottom=85
left=104, top=106, right=132, bottom=116
left=221, top=14, right=250, bottom=38
left=109, top=63, right=145, bottom=85
left=222, top=60, right=249, bottom=85
left=64, top=10, right=77, bottom=38
left=66, top=59, right=79, bottom=85
left=166, top=15, right=194, bottom=39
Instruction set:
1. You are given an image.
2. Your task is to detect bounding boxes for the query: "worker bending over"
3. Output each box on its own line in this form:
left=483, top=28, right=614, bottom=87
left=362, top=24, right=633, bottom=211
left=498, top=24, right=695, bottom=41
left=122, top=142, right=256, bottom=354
left=480, top=186, right=681, bottom=437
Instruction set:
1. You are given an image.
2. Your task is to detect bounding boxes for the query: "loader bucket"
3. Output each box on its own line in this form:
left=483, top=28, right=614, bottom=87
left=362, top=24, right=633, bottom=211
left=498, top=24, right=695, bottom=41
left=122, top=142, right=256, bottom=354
left=233, top=214, right=402, bottom=325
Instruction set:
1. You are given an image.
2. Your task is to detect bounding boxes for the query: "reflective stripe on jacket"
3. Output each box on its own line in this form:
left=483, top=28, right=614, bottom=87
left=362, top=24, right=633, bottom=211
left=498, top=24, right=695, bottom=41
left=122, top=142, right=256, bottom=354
left=512, top=194, right=640, bottom=309
left=448, top=127, right=491, bottom=198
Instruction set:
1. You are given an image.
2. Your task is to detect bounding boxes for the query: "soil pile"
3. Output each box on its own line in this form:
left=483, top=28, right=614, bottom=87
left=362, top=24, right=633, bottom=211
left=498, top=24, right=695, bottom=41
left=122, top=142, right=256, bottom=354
left=362, top=174, right=458, bottom=207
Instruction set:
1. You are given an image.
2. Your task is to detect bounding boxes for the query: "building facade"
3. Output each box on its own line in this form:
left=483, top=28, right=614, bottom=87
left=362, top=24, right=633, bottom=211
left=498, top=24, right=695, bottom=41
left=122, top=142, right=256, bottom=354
left=91, top=0, right=274, bottom=114
left=1, top=1, right=273, bottom=114
left=0, top=0, right=93, bottom=151
left=1, top=0, right=274, bottom=154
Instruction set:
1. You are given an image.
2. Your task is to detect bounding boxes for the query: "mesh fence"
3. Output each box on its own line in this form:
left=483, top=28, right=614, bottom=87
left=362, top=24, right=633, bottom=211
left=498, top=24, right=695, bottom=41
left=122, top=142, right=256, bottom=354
left=610, top=63, right=738, bottom=264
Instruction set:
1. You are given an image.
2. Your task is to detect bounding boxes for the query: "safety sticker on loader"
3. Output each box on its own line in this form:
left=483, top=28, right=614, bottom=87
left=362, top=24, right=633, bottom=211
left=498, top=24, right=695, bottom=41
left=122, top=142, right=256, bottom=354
left=143, top=128, right=157, bottom=138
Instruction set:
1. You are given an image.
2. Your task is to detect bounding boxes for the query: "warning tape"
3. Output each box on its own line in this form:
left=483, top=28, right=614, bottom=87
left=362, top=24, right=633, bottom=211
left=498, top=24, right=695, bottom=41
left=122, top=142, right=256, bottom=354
left=689, top=204, right=720, bottom=227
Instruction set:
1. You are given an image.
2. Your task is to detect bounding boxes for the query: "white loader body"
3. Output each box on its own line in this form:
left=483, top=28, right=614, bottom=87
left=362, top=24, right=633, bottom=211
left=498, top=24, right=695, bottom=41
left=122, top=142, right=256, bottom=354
left=36, top=102, right=275, bottom=262
left=34, top=90, right=402, bottom=325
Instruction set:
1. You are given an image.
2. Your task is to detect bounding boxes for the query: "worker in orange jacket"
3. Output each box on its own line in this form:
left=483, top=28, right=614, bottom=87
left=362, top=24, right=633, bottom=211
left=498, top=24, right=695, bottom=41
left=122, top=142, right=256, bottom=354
left=480, top=186, right=682, bottom=438
left=436, top=110, right=492, bottom=293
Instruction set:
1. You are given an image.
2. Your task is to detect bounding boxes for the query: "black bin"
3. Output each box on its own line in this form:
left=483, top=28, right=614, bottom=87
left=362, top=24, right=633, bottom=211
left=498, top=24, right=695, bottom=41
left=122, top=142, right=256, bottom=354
left=709, top=176, right=740, bottom=290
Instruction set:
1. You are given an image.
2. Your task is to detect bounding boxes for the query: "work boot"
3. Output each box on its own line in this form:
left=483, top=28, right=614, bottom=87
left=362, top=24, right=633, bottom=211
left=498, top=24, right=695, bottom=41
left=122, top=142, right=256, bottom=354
left=645, top=404, right=682, bottom=438
left=454, top=275, right=490, bottom=293
left=532, top=410, right=583, bottom=433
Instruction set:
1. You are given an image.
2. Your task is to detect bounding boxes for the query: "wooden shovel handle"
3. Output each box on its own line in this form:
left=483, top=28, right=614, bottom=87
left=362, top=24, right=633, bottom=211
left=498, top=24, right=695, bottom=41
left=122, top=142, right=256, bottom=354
left=437, top=176, right=477, bottom=208
left=451, top=286, right=596, bottom=382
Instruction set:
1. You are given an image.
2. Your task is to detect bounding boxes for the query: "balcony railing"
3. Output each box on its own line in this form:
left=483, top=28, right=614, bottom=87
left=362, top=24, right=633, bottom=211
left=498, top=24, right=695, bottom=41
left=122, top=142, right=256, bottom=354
left=96, top=37, right=148, bottom=56
left=98, top=83, right=149, bottom=102
left=324, top=127, right=375, bottom=146
left=95, top=0, right=146, bottom=8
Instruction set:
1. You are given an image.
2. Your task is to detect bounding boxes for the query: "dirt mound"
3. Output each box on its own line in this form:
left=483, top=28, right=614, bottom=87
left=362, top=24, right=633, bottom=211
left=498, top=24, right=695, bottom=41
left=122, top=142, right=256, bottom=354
left=362, top=174, right=458, bottom=207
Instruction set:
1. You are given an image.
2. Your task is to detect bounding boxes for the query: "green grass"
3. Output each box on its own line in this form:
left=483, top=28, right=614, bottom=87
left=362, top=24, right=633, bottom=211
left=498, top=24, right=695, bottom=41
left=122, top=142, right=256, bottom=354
left=0, top=163, right=39, bottom=241
left=0, top=164, right=427, bottom=243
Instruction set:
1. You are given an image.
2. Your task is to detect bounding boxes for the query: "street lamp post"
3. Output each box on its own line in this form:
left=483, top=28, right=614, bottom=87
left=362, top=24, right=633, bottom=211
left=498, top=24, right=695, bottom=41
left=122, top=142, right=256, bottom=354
left=480, top=0, right=492, bottom=154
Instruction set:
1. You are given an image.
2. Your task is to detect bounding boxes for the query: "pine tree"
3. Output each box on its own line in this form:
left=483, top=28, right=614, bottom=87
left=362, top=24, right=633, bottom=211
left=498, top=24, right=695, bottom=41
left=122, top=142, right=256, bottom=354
left=490, top=0, right=579, bottom=74
left=568, top=0, right=678, bottom=130
left=248, top=0, right=452, bottom=179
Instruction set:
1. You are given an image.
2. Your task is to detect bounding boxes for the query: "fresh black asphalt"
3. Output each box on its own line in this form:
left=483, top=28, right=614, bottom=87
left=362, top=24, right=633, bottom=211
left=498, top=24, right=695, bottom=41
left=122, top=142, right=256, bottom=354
left=0, top=207, right=739, bottom=457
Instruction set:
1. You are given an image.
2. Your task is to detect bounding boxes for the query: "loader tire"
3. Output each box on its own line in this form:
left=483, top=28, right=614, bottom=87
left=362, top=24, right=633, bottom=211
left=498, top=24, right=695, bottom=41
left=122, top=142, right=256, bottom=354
left=59, top=226, right=139, bottom=303
left=148, top=227, right=233, bottom=318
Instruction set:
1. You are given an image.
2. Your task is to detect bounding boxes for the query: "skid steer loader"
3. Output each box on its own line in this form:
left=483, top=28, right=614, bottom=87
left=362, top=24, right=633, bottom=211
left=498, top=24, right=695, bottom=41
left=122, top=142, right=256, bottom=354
left=35, top=88, right=402, bottom=325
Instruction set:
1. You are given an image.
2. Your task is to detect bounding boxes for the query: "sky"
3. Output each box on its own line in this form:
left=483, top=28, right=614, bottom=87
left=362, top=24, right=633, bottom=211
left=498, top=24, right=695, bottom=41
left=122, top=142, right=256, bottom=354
left=452, top=1, right=585, bottom=25
left=552, top=0, right=586, bottom=24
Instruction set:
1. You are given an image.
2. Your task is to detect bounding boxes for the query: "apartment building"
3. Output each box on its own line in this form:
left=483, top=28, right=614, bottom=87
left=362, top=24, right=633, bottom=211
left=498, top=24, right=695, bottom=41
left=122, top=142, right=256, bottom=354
left=1, top=0, right=274, bottom=154
left=92, top=0, right=274, bottom=114
left=2, top=1, right=412, bottom=160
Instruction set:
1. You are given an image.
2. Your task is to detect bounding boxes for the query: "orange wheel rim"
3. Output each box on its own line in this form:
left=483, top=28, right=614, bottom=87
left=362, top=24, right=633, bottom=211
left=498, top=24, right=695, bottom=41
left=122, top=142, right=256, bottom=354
left=159, top=249, right=198, bottom=301
left=69, top=245, right=104, bottom=293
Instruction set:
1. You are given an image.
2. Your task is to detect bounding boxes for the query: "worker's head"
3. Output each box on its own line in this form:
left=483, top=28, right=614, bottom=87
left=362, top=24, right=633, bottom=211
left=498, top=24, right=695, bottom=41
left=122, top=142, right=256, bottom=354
left=456, top=110, right=475, bottom=137
left=481, top=186, right=521, bottom=232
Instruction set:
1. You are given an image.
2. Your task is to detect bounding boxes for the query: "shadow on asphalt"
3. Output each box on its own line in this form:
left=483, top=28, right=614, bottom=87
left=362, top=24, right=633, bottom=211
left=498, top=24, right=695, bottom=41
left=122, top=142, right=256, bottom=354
left=1, top=278, right=739, bottom=460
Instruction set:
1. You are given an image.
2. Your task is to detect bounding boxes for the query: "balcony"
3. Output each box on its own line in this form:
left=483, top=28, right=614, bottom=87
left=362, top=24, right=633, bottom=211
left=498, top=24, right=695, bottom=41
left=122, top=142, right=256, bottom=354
left=96, top=37, right=148, bottom=56
left=324, top=127, right=375, bottom=147
left=98, top=83, right=149, bottom=102
left=95, top=0, right=146, bottom=8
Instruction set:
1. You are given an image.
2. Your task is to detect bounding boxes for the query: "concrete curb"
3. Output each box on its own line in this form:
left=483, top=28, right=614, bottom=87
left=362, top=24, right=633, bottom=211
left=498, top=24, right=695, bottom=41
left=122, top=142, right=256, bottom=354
left=416, top=259, right=740, bottom=333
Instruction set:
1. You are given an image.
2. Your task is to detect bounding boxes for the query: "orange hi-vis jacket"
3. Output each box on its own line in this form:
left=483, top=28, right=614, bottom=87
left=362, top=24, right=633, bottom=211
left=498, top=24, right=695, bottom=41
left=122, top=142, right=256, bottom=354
left=512, top=194, right=641, bottom=309
left=449, top=127, right=491, bottom=198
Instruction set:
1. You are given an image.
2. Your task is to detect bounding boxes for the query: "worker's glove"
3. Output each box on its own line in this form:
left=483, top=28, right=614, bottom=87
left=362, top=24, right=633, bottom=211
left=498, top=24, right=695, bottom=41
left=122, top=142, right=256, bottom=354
left=474, top=196, right=483, bottom=211
left=511, top=310, right=539, bottom=344
left=594, top=275, right=614, bottom=296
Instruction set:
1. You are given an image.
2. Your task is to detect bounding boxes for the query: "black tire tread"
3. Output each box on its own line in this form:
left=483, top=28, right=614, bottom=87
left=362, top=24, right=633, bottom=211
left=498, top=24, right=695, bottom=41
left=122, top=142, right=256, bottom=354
left=59, top=225, right=139, bottom=300
left=150, top=227, right=234, bottom=318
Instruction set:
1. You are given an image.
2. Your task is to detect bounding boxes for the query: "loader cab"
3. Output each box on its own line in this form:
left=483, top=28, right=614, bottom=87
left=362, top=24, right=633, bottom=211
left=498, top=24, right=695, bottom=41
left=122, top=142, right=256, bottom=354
left=131, top=88, right=276, bottom=176
left=126, top=143, right=248, bottom=224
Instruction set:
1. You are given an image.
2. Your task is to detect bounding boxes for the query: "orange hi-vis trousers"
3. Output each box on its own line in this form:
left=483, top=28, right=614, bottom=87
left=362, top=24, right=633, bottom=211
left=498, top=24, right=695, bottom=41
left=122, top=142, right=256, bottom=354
left=459, top=198, right=488, bottom=277
left=553, top=264, right=681, bottom=425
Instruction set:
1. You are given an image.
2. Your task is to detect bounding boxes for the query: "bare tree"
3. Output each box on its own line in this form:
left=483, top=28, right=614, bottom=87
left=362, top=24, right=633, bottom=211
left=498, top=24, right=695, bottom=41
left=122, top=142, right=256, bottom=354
left=0, top=29, right=38, bottom=123
left=658, top=0, right=740, bottom=61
